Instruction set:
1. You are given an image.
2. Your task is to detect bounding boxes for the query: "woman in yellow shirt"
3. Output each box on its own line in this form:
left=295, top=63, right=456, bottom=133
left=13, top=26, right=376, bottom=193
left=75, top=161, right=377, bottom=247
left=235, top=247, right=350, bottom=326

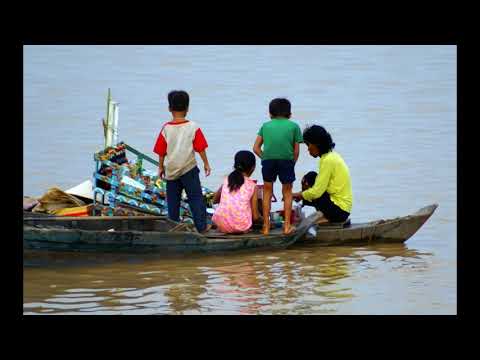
left=293, top=125, right=353, bottom=224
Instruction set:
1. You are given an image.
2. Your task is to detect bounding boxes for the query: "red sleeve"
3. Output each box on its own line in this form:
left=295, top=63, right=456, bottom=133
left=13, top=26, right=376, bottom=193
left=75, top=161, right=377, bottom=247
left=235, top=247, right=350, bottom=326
left=193, top=128, right=208, bottom=152
left=153, top=131, right=167, bottom=156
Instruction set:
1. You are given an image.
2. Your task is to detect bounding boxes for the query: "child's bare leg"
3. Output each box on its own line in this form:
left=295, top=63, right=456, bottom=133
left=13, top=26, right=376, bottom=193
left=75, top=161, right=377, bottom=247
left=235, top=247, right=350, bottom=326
left=262, top=182, right=273, bottom=235
left=282, top=183, right=294, bottom=234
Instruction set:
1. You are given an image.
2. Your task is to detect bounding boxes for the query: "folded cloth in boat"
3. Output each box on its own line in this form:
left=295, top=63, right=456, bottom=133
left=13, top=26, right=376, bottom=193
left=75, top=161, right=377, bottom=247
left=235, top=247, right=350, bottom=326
left=51, top=204, right=93, bottom=217
left=32, top=187, right=86, bottom=214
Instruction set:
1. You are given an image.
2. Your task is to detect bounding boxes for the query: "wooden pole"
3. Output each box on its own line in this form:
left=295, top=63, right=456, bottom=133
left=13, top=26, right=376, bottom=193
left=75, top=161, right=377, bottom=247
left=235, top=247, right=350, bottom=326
left=113, top=101, right=119, bottom=145
left=105, top=88, right=113, bottom=149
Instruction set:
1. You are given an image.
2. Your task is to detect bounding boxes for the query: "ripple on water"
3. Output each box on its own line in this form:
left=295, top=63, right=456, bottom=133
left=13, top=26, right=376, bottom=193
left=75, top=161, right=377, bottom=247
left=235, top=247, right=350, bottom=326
left=116, top=292, right=165, bottom=305
left=55, top=293, right=97, bottom=298
left=64, top=288, right=112, bottom=293
left=24, top=302, right=101, bottom=311
left=45, top=296, right=110, bottom=303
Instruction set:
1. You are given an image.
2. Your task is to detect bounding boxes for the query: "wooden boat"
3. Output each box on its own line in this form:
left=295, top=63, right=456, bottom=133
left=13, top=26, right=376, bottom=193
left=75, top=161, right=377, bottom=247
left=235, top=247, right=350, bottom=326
left=298, top=204, right=438, bottom=246
left=23, top=212, right=322, bottom=254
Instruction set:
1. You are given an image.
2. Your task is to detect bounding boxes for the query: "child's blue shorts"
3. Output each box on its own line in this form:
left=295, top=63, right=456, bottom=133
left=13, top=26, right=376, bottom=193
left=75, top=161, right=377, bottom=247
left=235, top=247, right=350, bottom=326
left=261, top=159, right=296, bottom=184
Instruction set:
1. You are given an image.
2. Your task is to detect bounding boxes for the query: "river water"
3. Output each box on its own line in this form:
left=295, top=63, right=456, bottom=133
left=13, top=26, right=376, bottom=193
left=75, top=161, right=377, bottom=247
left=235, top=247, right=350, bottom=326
left=23, top=45, right=456, bottom=315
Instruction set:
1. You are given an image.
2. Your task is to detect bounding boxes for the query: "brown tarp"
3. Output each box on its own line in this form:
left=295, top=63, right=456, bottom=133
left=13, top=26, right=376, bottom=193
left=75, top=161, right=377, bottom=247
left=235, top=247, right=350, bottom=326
left=32, top=187, right=86, bottom=214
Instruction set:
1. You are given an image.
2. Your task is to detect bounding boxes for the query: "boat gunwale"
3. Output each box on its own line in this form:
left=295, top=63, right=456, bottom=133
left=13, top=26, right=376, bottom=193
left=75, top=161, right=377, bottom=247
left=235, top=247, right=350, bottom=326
left=303, top=203, right=438, bottom=246
left=314, top=203, right=438, bottom=232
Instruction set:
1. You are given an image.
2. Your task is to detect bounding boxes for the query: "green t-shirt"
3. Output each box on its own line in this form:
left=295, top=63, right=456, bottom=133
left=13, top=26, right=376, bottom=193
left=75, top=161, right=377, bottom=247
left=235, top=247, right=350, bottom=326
left=257, top=118, right=303, bottom=160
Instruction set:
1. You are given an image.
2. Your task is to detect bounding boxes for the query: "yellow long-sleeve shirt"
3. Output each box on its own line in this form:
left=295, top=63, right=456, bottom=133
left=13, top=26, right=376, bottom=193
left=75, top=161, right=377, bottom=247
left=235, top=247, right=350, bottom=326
left=302, top=151, right=353, bottom=213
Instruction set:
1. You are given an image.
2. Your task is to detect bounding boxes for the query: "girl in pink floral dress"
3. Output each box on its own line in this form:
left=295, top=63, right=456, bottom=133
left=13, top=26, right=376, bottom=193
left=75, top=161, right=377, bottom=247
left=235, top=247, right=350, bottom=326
left=212, top=151, right=261, bottom=234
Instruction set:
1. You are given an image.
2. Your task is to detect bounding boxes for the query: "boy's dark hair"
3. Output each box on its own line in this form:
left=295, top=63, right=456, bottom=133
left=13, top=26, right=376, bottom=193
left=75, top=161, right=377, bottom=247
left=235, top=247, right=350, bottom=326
left=269, top=98, right=291, bottom=118
left=168, top=90, right=189, bottom=112
left=303, top=125, right=335, bottom=155
left=303, top=171, right=318, bottom=187
left=228, top=150, right=256, bottom=192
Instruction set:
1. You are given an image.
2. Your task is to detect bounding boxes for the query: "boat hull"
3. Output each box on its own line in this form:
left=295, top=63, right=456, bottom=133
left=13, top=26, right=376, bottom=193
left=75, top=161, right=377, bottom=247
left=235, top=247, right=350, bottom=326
left=298, top=204, right=438, bottom=246
left=24, top=212, right=321, bottom=254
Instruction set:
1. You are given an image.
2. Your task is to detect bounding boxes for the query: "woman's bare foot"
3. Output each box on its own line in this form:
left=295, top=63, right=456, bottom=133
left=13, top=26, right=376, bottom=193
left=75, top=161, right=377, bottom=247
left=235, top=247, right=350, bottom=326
left=283, top=224, right=296, bottom=235
left=316, top=217, right=329, bottom=224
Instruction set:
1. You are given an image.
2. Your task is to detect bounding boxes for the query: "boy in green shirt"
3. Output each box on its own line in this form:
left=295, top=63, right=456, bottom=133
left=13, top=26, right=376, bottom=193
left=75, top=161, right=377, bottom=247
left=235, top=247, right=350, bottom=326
left=253, top=98, right=303, bottom=235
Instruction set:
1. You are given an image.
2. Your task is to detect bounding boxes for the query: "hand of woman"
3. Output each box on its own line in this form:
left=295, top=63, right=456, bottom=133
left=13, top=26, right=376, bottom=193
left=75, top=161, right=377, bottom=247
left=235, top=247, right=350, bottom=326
left=292, top=192, right=303, bottom=202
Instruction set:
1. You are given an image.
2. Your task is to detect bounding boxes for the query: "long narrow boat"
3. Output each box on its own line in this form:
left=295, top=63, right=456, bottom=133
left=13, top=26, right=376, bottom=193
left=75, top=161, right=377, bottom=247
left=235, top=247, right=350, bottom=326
left=298, top=204, right=438, bottom=246
left=23, top=212, right=321, bottom=254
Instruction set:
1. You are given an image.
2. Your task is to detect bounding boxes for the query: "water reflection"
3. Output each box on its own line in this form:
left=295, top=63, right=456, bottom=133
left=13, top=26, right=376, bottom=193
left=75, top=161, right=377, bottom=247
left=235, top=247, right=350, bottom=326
left=24, top=243, right=432, bottom=315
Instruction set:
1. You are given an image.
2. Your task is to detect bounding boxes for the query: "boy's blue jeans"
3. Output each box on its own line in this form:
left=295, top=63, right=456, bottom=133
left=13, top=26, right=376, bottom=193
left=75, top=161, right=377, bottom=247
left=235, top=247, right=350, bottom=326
left=166, top=166, right=207, bottom=232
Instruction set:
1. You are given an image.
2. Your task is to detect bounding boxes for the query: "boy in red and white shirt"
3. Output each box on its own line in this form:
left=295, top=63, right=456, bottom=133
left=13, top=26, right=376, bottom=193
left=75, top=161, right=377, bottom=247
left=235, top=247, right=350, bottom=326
left=153, top=90, right=211, bottom=233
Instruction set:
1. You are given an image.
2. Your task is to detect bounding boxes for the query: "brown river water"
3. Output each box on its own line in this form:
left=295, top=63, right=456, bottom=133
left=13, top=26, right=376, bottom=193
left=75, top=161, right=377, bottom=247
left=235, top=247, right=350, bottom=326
left=23, top=45, right=456, bottom=314
left=24, top=244, right=443, bottom=315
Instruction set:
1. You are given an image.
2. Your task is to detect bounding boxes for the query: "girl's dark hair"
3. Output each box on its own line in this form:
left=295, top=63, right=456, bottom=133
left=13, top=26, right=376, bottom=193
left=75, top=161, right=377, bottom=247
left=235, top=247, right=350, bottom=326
left=168, top=90, right=189, bottom=112
left=303, top=171, right=318, bottom=187
left=302, top=125, right=335, bottom=155
left=269, top=98, right=291, bottom=118
left=228, top=150, right=256, bottom=192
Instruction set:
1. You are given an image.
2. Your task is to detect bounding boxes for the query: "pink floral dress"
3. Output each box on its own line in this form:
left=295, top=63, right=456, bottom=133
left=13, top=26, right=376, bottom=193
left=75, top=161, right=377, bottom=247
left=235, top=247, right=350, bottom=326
left=212, top=176, right=256, bottom=233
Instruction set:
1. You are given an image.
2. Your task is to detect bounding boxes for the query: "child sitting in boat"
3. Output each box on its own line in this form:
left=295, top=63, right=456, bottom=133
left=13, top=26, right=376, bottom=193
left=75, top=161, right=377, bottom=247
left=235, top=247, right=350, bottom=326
left=153, top=90, right=212, bottom=233
left=292, top=125, right=352, bottom=224
left=301, top=171, right=318, bottom=194
left=212, top=151, right=262, bottom=234
left=295, top=171, right=317, bottom=207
